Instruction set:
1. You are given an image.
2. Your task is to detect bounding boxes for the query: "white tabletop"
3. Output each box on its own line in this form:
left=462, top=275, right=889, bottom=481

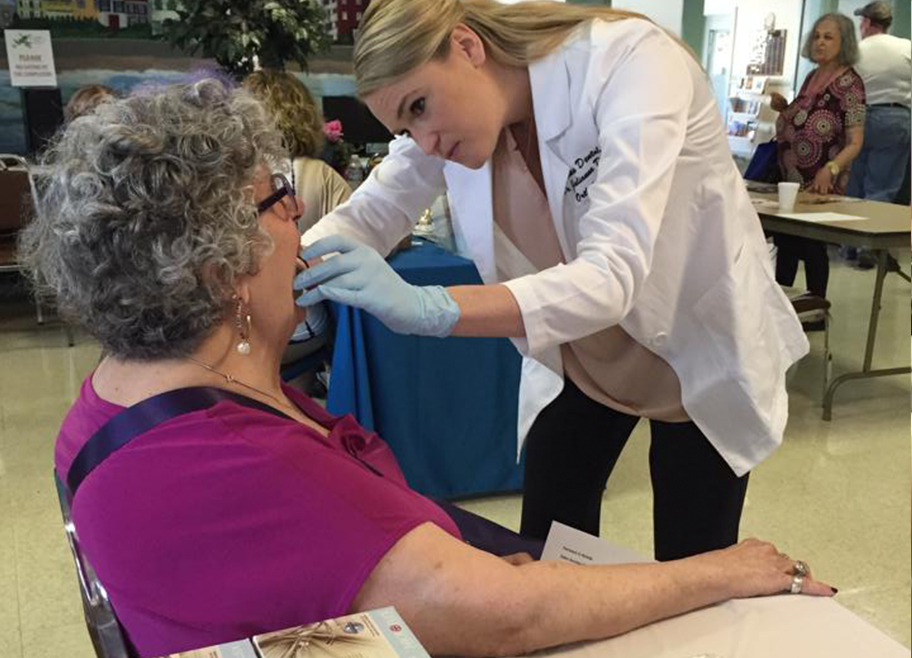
left=518, top=594, right=908, bottom=658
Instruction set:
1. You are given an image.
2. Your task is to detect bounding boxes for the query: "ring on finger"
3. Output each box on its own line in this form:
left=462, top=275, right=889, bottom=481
left=794, top=560, right=810, bottom=577
left=790, top=574, right=804, bottom=594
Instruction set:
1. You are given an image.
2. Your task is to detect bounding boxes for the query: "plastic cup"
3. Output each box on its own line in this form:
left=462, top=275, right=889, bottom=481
left=778, top=182, right=800, bottom=212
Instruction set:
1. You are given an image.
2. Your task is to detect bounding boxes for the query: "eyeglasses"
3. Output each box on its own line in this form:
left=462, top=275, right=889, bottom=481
left=257, top=173, right=298, bottom=217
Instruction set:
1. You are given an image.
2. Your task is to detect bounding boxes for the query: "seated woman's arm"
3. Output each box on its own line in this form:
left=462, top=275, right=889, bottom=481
left=352, top=523, right=833, bottom=657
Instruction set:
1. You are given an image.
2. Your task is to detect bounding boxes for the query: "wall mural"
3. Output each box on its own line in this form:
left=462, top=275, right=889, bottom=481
left=0, top=37, right=356, bottom=155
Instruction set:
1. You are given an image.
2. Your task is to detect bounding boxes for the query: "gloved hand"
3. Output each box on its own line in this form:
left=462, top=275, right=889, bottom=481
left=294, top=234, right=461, bottom=337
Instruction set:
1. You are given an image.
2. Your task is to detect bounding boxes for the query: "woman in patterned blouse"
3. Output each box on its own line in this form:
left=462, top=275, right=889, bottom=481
left=770, top=13, right=866, bottom=304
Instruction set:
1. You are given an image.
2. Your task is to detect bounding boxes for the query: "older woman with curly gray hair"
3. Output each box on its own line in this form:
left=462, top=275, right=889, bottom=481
left=23, top=80, right=833, bottom=658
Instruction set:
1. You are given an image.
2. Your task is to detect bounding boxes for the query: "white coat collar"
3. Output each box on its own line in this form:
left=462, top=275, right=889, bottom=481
left=529, top=46, right=575, bottom=256
left=529, top=47, right=573, bottom=150
left=444, top=41, right=577, bottom=276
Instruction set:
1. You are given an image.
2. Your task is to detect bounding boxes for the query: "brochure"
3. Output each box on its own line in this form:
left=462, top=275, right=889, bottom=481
left=159, top=607, right=428, bottom=658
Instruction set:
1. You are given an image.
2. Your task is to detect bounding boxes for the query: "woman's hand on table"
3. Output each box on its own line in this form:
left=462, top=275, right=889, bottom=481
left=693, top=537, right=836, bottom=599
left=294, top=234, right=461, bottom=337
left=808, top=167, right=835, bottom=195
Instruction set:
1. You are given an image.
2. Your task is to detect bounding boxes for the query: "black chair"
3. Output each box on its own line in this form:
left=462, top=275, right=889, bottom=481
left=783, top=287, right=832, bottom=400
left=53, top=471, right=137, bottom=658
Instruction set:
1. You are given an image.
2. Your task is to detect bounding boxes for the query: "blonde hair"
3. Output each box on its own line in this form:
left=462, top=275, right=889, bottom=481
left=64, top=84, right=116, bottom=123
left=243, top=70, right=325, bottom=158
left=354, top=0, right=654, bottom=97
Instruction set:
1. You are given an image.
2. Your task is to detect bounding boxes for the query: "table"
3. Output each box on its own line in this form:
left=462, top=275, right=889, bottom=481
left=751, top=193, right=911, bottom=420
left=521, top=593, right=909, bottom=658
left=327, top=239, right=525, bottom=499
left=520, top=540, right=909, bottom=658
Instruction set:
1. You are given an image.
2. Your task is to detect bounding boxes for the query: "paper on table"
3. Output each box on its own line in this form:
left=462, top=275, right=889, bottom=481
left=541, top=521, right=650, bottom=565
left=776, top=212, right=867, bottom=222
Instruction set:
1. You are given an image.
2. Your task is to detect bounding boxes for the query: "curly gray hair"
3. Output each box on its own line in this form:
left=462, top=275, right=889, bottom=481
left=801, top=13, right=860, bottom=67
left=18, top=79, right=288, bottom=360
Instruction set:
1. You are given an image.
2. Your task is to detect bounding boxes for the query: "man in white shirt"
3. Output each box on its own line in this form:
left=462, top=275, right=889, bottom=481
left=846, top=1, right=911, bottom=202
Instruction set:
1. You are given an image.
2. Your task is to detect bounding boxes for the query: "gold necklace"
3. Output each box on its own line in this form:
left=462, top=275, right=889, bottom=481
left=185, top=356, right=297, bottom=415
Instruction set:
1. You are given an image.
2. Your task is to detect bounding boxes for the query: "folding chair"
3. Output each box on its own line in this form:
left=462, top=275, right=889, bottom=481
left=783, top=287, right=833, bottom=400
left=53, top=471, right=136, bottom=658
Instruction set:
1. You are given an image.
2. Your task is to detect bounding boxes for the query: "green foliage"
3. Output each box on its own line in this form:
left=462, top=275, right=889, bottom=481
left=164, top=0, right=331, bottom=76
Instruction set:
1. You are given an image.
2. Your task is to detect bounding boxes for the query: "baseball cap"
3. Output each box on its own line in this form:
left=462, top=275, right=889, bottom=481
left=854, top=1, right=892, bottom=23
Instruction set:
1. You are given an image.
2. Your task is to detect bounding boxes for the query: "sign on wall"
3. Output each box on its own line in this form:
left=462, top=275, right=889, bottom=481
left=4, top=30, right=58, bottom=88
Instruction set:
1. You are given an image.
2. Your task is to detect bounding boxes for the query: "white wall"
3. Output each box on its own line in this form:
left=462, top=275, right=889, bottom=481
left=612, top=0, right=684, bottom=35
left=838, top=0, right=867, bottom=40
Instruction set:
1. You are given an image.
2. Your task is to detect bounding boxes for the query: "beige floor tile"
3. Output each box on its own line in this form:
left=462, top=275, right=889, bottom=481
left=0, top=487, right=23, bottom=658
left=14, top=503, right=87, bottom=632
left=20, top=621, right=96, bottom=658
left=835, top=583, right=912, bottom=651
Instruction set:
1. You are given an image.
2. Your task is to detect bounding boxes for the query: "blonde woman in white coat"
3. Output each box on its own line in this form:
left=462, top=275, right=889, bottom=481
left=295, top=0, right=809, bottom=560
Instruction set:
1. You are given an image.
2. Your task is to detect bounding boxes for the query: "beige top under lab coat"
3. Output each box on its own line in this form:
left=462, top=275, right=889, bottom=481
left=492, top=129, right=688, bottom=422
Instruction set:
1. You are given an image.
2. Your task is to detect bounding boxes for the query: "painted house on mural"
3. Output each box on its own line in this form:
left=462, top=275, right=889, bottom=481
left=39, top=0, right=100, bottom=19
left=15, top=0, right=40, bottom=19
left=148, top=0, right=177, bottom=35
left=319, top=0, right=338, bottom=41
left=96, top=0, right=149, bottom=29
left=333, top=0, right=368, bottom=42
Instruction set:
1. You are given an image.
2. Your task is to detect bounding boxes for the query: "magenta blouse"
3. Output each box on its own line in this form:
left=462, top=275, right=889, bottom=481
left=56, top=376, right=461, bottom=657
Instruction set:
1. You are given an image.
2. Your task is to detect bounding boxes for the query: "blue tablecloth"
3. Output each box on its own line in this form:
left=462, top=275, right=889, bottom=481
left=327, top=239, right=524, bottom=499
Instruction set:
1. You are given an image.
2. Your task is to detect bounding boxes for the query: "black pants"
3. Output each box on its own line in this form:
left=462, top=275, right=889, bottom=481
left=773, top=233, right=829, bottom=298
left=520, top=378, right=749, bottom=561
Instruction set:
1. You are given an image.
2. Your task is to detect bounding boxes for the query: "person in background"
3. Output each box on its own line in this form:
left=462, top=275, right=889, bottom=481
left=296, top=0, right=810, bottom=560
left=21, top=79, right=834, bottom=658
left=845, top=1, right=910, bottom=203
left=769, top=12, right=865, bottom=308
left=243, top=70, right=352, bottom=232
left=243, top=70, right=351, bottom=376
left=63, top=84, right=117, bottom=123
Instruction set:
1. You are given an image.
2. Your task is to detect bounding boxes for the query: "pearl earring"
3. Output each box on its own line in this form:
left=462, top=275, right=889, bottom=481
left=235, top=298, right=251, bottom=355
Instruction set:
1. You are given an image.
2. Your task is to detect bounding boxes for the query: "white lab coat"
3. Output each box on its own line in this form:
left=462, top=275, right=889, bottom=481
left=303, top=18, right=809, bottom=476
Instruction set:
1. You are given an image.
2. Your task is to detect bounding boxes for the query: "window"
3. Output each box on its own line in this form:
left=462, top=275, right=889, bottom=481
left=342, top=11, right=347, bottom=20
left=98, top=0, right=110, bottom=10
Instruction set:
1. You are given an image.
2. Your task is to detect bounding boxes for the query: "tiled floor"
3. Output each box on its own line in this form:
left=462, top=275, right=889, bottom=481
left=1, top=250, right=910, bottom=657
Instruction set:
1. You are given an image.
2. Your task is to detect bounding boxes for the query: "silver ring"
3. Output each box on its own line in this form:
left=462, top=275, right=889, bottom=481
left=790, top=574, right=804, bottom=594
left=794, top=560, right=810, bottom=577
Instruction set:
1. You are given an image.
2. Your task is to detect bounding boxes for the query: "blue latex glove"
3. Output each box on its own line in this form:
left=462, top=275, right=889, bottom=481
left=294, top=235, right=461, bottom=337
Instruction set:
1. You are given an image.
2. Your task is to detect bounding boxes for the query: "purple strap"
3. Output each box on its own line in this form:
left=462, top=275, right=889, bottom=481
left=66, top=386, right=543, bottom=560
left=66, top=387, right=288, bottom=499
left=435, top=500, right=544, bottom=560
